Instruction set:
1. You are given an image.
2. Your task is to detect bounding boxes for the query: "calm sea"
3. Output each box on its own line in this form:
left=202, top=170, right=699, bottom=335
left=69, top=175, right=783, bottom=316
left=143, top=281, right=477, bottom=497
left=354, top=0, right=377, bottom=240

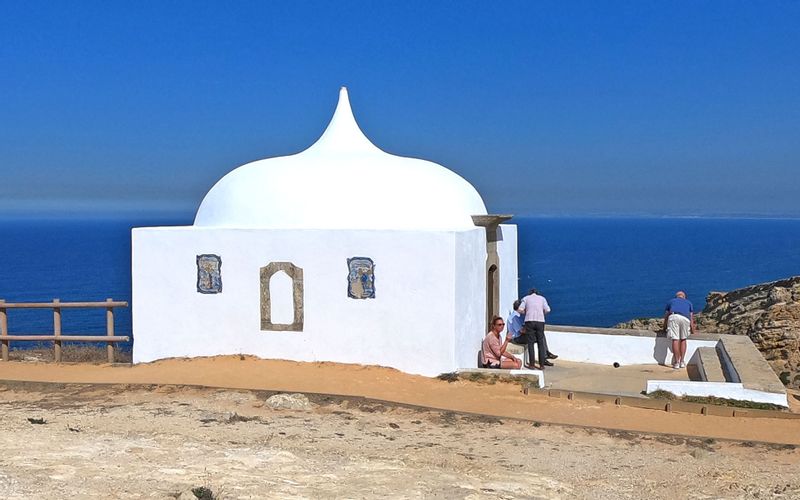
left=1, top=216, right=799, bottom=346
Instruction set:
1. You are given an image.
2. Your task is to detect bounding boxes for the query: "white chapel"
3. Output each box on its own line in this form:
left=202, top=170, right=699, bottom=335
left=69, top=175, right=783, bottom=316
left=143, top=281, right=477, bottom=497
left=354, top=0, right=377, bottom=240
left=132, top=88, right=518, bottom=376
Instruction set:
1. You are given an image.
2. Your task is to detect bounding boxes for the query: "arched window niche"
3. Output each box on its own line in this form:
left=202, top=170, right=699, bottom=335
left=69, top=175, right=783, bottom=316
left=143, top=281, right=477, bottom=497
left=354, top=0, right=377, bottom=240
left=260, top=262, right=304, bottom=332
left=487, top=263, right=498, bottom=330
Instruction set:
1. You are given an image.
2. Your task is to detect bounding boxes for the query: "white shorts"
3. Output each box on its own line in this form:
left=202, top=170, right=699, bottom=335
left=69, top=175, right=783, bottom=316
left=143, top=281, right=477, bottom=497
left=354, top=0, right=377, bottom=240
left=666, top=314, right=691, bottom=340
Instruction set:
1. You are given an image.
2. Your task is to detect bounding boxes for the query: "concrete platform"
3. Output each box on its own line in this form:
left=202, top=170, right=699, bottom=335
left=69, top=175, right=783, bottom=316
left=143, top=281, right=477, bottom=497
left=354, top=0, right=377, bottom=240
left=538, top=360, right=693, bottom=398
left=489, top=326, right=789, bottom=406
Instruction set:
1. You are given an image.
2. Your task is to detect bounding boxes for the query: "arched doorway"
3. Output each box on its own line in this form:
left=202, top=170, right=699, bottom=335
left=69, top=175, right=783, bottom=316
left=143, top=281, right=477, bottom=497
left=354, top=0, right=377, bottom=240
left=487, top=264, right=498, bottom=330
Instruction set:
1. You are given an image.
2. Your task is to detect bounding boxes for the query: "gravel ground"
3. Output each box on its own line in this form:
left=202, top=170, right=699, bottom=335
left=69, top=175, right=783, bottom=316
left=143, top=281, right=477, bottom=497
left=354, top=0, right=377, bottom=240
left=0, top=382, right=798, bottom=499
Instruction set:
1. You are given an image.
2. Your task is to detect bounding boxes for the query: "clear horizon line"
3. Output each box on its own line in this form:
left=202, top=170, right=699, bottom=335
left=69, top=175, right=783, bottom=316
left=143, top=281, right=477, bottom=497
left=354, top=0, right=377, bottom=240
left=2, top=209, right=800, bottom=222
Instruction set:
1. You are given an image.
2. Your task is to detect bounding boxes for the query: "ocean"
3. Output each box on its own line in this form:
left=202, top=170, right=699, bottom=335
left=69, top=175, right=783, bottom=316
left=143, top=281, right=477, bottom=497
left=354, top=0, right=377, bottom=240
left=517, top=217, right=800, bottom=326
left=1, top=216, right=799, bottom=346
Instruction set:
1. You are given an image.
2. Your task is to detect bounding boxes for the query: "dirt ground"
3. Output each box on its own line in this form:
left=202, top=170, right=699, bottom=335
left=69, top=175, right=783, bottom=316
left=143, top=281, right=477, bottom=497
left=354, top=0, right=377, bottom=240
left=1, top=356, right=800, bottom=445
left=0, top=381, right=798, bottom=499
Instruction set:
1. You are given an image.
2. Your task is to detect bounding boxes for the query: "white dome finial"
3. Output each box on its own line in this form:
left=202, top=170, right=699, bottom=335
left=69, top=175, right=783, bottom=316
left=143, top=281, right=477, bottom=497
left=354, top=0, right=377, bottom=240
left=307, top=87, right=379, bottom=153
left=193, top=86, right=489, bottom=229
left=338, top=86, right=350, bottom=105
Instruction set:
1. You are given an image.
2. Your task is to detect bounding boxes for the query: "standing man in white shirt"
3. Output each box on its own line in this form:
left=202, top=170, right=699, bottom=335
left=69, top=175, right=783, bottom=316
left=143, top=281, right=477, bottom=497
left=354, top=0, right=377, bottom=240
left=517, top=288, right=555, bottom=369
left=508, top=298, right=558, bottom=369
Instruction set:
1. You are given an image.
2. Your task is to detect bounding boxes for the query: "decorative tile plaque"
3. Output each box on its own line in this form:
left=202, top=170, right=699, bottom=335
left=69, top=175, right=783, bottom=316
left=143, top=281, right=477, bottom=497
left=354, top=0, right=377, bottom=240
left=347, top=257, right=375, bottom=299
left=196, top=254, right=222, bottom=294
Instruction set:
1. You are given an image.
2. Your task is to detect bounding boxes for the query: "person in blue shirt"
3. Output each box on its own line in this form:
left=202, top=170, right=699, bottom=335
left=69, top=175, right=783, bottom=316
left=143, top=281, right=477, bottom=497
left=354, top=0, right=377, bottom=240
left=662, top=291, right=695, bottom=369
left=506, top=300, right=525, bottom=342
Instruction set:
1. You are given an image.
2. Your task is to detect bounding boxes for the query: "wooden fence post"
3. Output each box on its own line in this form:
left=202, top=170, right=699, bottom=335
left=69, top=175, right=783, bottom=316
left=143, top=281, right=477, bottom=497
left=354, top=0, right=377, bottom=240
left=53, top=298, right=62, bottom=362
left=0, top=299, right=7, bottom=361
left=106, top=298, right=114, bottom=363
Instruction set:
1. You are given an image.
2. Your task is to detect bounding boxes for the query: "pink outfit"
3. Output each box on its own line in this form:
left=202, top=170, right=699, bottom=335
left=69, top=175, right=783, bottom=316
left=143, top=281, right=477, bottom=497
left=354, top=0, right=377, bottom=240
left=482, top=332, right=503, bottom=365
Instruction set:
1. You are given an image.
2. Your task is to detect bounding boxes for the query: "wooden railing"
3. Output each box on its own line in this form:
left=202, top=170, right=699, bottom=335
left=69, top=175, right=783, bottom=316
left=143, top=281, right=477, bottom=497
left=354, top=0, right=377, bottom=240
left=0, top=298, right=129, bottom=363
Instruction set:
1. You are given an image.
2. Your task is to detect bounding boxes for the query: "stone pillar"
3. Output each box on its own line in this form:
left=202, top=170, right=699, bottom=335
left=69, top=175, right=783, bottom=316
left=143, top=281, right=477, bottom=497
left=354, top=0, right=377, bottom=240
left=472, top=215, right=513, bottom=330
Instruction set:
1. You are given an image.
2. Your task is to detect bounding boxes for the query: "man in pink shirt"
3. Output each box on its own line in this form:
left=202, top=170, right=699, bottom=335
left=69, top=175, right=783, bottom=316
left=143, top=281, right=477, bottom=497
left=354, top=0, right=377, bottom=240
left=517, top=288, right=555, bottom=369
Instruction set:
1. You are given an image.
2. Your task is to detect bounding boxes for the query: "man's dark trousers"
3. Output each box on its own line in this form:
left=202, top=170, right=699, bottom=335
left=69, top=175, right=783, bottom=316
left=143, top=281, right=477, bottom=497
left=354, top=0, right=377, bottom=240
left=521, top=321, right=547, bottom=367
left=510, top=329, right=550, bottom=364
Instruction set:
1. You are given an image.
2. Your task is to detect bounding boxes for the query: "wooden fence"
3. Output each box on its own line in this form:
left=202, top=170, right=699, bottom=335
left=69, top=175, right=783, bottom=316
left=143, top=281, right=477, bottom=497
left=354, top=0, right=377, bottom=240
left=0, top=298, right=129, bottom=363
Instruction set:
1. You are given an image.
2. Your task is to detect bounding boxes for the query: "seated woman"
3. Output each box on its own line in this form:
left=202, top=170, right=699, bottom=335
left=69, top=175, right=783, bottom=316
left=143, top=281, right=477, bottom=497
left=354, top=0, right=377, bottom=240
left=482, top=316, right=522, bottom=369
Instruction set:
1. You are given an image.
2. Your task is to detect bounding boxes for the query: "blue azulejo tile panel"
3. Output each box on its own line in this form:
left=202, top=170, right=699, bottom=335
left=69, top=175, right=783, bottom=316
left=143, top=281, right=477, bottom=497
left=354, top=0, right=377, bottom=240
left=196, top=254, right=222, bottom=294
left=347, top=257, right=375, bottom=299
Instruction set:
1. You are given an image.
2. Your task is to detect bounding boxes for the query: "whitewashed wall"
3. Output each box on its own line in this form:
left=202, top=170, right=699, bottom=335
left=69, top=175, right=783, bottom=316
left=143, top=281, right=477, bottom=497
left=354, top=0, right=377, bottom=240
left=132, top=227, right=486, bottom=377
left=496, top=224, right=519, bottom=318
left=454, top=230, right=488, bottom=369
left=545, top=330, right=718, bottom=366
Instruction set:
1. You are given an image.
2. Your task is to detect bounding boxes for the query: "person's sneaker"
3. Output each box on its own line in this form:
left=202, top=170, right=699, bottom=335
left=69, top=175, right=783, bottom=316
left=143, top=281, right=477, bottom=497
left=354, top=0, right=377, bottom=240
left=679, top=361, right=686, bottom=368
left=672, top=363, right=679, bottom=370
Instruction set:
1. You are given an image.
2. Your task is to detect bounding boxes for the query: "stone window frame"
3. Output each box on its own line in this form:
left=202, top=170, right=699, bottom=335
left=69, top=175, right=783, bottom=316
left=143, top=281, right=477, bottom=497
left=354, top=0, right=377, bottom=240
left=260, top=262, right=304, bottom=332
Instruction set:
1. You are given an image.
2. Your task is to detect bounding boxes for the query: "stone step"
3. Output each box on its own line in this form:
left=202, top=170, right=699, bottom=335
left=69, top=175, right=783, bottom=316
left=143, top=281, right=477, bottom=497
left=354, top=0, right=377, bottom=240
left=693, top=346, right=727, bottom=382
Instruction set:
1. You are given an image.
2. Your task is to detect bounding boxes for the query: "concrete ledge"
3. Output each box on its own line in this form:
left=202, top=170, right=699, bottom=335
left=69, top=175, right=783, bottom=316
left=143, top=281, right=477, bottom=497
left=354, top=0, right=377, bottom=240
left=646, top=380, right=789, bottom=407
left=456, top=368, right=542, bottom=387
left=716, top=340, right=741, bottom=383
left=718, top=335, right=785, bottom=394
left=548, top=324, right=721, bottom=341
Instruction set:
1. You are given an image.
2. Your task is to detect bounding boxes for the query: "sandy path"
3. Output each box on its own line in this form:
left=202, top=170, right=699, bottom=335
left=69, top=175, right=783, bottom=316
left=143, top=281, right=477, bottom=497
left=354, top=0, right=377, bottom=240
left=0, top=382, right=797, bottom=499
left=1, top=357, right=799, bottom=445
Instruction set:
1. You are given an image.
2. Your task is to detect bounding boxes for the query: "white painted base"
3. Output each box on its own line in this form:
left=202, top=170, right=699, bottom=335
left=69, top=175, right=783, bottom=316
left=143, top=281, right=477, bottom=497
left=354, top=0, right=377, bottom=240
left=506, top=352, right=545, bottom=386
left=508, top=368, right=545, bottom=387
left=646, top=380, right=788, bottom=407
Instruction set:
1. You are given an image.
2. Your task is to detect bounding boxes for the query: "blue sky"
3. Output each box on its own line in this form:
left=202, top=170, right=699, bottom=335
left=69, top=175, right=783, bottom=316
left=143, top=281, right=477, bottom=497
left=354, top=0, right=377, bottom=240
left=1, top=1, right=798, bottom=217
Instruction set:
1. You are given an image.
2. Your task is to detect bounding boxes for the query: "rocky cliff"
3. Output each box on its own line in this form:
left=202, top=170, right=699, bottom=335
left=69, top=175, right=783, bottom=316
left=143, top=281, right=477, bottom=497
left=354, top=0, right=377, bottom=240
left=616, top=276, right=800, bottom=388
